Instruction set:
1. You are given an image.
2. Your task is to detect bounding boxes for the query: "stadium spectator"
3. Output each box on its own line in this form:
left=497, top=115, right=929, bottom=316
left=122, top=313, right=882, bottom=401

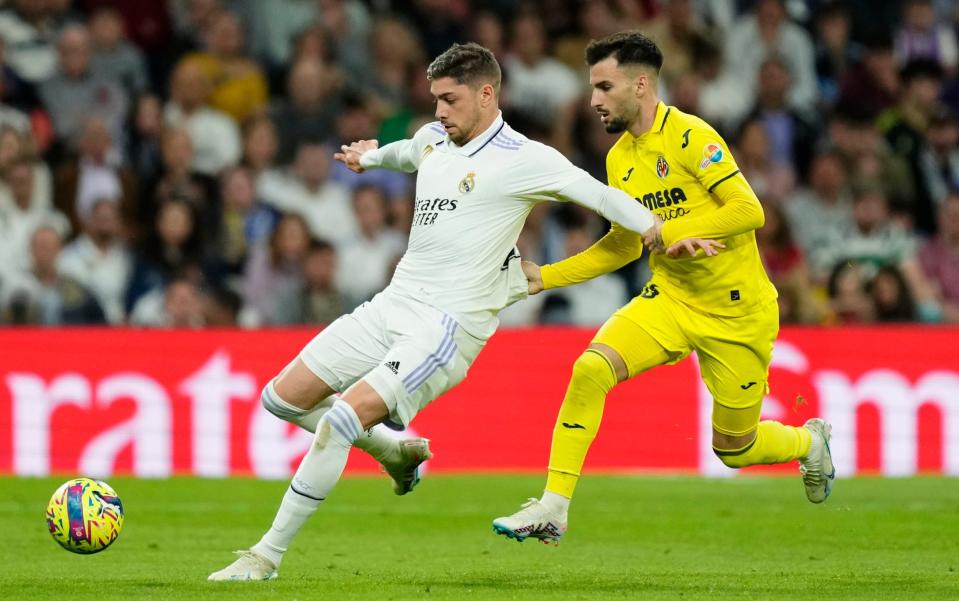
left=826, top=261, right=874, bottom=324
left=181, top=10, right=268, bottom=123
left=553, top=1, right=623, bottom=73
left=88, top=6, right=149, bottom=98
left=0, top=135, right=52, bottom=213
left=470, top=11, right=506, bottom=63
left=838, top=33, right=900, bottom=120
left=280, top=239, right=345, bottom=325
left=915, top=105, right=959, bottom=234
left=881, top=60, right=944, bottom=171
left=257, top=141, right=357, bottom=247
left=126, top=198, right=203, bottom=313
left=0, top=0, right=60, bottom=85
left=734, top=118, right=795, bottom=204
left=168, top=0, right=222, bottom=59
left=241, top=115, right=280, bottom=179
left=0, top=224, right=104, bottom=324
left=643, top=0, right=714, bottom=92
left=150, top=127, right=216, bottom=238
left=39, top=24, right=129, bottom=149
left=869, top=264, right=918, bottom=322
left=269, top=59, right=340, bottom=164
left=58, top=198, right=132, bottom=324
left=756, top=202, right=824, bottom=324
left=895, top=0, right=958, bottom=73
left=53, top=116, right=137, bottom=240
left=163, top=59, right=241, bottom=177
left=724, top=0, right=818, bottom=113
left=919, top=194, right=959, bottom=322
left=784, top=150, right=854, bottom=281
left=828, top=105, right=915, bottom=211
left=335, top=185, right=405, bottom=310
left=818, top=185, right=919, bottom=283
left=0, top=156, right=68, bottom=279
left=314, top=0, right=373, bottom=79
left=203, top=285, right=242, bottom=327
left=744, top=55, right=819, bottom=179
left=127, top=93, right=163, bottom=188
left=213, top=166, right=277, bottom=276
left=364, top=17, right=424, bottom=114
left=130, top=275, right=205, bottom=328
left=503, top=12, right=581, bottom=137
left=242, top=212, right=311, bottom=325
left=813, top=1, right=863, bottom=107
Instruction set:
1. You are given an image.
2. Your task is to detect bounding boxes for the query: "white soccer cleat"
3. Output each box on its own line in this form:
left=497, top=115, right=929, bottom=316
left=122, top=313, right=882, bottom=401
left=492, top=498, right=567, bottom=545
left=383, top=438, right=432, bottom=495
left=800, top=418, right=835, bottom=504
left=207, top=550, right=277, bottom=581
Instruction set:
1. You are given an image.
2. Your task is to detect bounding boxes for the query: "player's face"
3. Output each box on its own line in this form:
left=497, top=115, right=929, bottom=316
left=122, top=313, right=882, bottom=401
left=431, top=77, right=485, bottom=146
left=589, top=57, right=642, bottom=134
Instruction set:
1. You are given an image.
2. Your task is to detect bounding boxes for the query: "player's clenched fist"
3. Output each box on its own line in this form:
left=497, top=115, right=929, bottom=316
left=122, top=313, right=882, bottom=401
left=521, top=260, right=544, bottom=295
left=334, top=139, right=379, bottom=173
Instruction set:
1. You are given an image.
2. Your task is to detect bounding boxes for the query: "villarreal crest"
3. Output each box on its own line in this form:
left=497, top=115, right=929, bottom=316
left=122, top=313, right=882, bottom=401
left=459, top=171, right=476, bottom=193
left=656, top=155, right=669, bottom=179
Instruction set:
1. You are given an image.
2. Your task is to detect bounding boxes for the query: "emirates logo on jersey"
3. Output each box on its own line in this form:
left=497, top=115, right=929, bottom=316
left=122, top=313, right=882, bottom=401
left=655, top=155, right=669, bottom=179
left=458, top=171, right=476, bottom=193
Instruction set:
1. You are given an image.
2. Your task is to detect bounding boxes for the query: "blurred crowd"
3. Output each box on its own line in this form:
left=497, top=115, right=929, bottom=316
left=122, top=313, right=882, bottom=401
left=0, top=0, right=957, bottom=328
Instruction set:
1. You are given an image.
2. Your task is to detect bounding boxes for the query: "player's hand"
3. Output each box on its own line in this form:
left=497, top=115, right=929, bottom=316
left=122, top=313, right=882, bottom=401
left=642, top=215, right=666, bottom=255
left=334, top=139, right=379, bottom=173
left=666, top=238, right=726, bottom=258
left=521, top=260, right=544, bottom=295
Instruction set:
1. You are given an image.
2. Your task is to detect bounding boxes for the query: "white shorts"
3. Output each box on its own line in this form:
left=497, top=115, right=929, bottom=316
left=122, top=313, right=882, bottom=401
left=298, top=290, right=486, bottom=428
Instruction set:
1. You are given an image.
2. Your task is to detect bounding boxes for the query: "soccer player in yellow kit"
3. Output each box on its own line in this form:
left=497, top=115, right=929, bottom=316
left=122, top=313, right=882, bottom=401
left=493, top=32, right=835, bottom=544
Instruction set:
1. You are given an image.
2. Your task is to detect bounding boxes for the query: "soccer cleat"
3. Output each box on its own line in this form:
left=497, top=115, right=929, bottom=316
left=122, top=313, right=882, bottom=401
left=799, top=418, right=835, bottom=504
left=383, top=438, right=432, bottom=495
left=492, top=498, right=567, bottom=545
left=207, top=550, right=277, bottom=581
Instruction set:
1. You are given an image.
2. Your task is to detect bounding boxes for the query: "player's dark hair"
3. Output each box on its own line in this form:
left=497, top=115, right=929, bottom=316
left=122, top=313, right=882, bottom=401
left=585, top=31, right=663, bottom=72
left=427, top=43, right=501, bottom=92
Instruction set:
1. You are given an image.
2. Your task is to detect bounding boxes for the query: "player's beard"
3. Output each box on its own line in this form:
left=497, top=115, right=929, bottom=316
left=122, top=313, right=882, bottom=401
left=603, top=116, right=630, bottom=134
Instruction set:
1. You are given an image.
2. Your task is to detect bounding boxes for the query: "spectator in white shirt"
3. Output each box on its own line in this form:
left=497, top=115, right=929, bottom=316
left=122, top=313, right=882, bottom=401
left=335, top=184, right=405, bottom=309
left=163, top=59, right=241, bottom=177
left=0, top=156, right=67, bottom=279
left=58, top=198, right=132, bottom=324
left=257, top=141, right=358, bottom=246
left=0, top=0, right=60, bottom=84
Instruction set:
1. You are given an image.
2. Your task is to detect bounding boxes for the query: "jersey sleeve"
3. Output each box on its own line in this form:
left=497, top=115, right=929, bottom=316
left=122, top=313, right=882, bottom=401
left=505, top=142, right=655, bottom=234
left=678, top=122, right=741, bottom=193
left=541, top=223, right=643, bottom=289
left=661, top=122, right=764, bottom=245
left=359, top=121, right=447, bottom=173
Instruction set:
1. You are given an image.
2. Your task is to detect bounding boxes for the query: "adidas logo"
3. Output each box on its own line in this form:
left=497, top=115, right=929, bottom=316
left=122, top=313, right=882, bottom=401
left=384, top=361, right=400, bottom=374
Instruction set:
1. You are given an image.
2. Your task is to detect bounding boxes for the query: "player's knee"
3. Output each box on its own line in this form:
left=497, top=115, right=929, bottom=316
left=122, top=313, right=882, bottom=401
left=260, top=380, right=302, bottom=422
left=712, top=429, right=757, bottom=469
left=571, top=349, right=618, bottom=392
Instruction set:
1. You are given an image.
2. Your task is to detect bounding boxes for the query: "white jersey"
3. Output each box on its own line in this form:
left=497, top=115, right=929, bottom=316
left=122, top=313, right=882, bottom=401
left=361, top=113, right=653, bottom=339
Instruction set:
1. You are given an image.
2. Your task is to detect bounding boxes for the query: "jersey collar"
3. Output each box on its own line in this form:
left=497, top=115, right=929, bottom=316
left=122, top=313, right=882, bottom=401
left=633, top=101, right=671, bottom=142
left=449, top=111, right=505, bottom=157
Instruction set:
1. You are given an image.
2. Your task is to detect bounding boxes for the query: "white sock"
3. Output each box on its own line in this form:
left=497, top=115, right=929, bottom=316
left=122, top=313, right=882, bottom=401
left=251, top=398, right=362, bottom=566
left=540, top=490, right=570, bottom=520
left=263, top=384, right=400, bottom=464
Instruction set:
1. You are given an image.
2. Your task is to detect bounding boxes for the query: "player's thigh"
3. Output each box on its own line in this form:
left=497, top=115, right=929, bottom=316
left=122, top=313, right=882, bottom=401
left=287, top=300, right=390, bottom=408
left=592, top=292, right=692, bottom=381
left=695, top=303, right=779, bottom=437
left=362, top=307, right=485, bottom=429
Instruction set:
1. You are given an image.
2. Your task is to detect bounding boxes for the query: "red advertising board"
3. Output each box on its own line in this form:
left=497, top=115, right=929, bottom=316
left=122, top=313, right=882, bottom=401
left=1, top=327, right=956, bottom=478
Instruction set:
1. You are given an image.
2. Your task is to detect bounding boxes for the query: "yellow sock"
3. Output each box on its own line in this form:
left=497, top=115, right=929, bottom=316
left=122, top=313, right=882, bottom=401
left=716, top=420, right=812, bottom=468
left=545, top=350, right=617, bottom=498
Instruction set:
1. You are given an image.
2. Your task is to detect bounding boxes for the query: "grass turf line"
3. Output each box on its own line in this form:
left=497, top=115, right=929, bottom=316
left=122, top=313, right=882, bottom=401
left=1, top=475, right=957, bottom=600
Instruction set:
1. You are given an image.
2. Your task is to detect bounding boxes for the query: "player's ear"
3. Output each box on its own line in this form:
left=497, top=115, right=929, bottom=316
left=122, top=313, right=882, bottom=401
left=479, top=83, right=495, bottom=107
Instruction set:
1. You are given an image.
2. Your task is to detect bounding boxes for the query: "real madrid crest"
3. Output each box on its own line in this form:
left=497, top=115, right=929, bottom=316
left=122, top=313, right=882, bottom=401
left=655, top=155, right=669, bottom=179
left=459, top=171, right=476, bottom=194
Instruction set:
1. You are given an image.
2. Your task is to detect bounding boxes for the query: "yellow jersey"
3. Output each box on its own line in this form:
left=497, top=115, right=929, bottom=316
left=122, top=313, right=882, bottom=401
left=542, top=102, right=777, bottom=317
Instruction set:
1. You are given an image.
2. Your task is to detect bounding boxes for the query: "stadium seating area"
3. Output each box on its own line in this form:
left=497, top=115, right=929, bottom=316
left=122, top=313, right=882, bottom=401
left=0, top=0, right=957, bottom=327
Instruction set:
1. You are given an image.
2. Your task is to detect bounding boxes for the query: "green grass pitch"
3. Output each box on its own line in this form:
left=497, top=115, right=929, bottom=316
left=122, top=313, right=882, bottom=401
left=2, top=474, right=958, bottom=600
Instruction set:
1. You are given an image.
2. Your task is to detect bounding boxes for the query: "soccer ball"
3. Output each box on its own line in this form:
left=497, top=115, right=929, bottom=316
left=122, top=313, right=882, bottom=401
left=45, top=478, right=124, bottom=554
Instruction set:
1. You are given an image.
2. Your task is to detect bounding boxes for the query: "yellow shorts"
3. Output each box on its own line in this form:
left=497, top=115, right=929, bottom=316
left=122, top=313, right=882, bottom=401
left=592, top=283, right=779, bottom=437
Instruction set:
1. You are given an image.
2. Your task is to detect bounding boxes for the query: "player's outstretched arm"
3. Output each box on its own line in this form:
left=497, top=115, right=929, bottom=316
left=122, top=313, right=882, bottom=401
left=334, top=139, right=379, bottom=173
left=334, top=122, right=445, bottom=174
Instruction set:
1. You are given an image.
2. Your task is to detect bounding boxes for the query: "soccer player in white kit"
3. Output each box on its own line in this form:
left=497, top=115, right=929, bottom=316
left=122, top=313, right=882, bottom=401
left=208, top=42, right=677, bottom=581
